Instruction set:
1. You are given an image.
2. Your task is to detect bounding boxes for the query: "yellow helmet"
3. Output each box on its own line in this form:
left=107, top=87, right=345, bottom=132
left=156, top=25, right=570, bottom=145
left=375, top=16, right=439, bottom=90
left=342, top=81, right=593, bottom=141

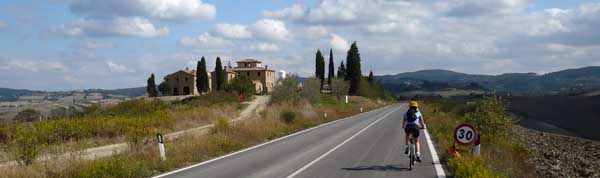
left=409, top=101, right=418, bottom=107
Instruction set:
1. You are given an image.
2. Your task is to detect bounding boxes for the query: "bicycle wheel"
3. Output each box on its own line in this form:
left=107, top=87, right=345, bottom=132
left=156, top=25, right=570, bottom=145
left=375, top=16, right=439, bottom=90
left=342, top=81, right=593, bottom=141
left=408, top=143, right=414, bottom=170
left=409, top=154, right=414, bottom=170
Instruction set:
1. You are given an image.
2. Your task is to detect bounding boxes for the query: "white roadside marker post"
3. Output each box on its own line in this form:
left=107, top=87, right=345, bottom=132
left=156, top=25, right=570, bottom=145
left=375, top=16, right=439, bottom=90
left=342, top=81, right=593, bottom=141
left=360, top=106, right=363, bottom=113
left=157, top=133, right=166, bottom=161
left=473, top=133, right=481, bottom=157
left=345, top=95, right=349, bottom=104
left=324, top=112, right=327, bottom=118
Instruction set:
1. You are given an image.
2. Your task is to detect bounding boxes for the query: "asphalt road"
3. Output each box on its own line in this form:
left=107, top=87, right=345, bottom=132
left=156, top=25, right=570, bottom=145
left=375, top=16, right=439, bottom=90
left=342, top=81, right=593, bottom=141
left=154, top=104, right=446, bottom=178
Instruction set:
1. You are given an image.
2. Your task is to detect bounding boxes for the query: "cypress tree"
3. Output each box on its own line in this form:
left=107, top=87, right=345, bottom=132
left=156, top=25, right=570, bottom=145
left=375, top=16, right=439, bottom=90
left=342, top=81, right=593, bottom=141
left=368, top=70, right=374, bottom=84
left=337, top=61, right=346, bottom=80
left=215, top=57, right=225, bottom=90
left=196, top=57, right=209, bottom=93
left=347, top=41, right=361, bottom=95
left=315, top=49, right=325, bottom=89
left=328, top=48, right=334, bottom=86
left=146, top=73, right=158, bottom=97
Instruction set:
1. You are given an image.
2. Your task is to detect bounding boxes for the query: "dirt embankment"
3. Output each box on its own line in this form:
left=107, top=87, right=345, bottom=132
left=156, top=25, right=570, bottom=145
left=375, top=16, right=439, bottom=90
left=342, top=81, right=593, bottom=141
left=515, top=126, right=600, bottom=178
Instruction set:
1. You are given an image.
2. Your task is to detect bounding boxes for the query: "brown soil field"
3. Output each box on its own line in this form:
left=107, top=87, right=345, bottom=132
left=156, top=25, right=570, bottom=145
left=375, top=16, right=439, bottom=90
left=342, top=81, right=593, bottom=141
left=508, top=95, right=600, bottom=141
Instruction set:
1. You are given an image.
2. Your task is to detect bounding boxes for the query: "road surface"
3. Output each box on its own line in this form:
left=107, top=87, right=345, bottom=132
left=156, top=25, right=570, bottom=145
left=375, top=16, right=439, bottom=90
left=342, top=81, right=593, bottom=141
left=154, top=104, right=446, bottom=178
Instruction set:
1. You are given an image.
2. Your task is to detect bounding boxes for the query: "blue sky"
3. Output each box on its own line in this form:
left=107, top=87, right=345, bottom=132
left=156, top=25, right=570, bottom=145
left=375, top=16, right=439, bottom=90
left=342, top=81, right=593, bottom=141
left=1, top=0, right=600, bottom=90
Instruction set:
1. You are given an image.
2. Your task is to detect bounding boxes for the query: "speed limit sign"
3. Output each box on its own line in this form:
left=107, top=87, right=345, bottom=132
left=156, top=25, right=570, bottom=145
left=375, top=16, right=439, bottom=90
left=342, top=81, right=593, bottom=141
left=454, top=124, right=478, bottom=146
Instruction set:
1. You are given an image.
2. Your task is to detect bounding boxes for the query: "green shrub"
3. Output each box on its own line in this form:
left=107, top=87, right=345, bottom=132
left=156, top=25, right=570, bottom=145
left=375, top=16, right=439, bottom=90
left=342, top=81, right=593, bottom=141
left=76, top=157, right=150, bottom=178
left=86, top=99, right=167, bottom=117
left=280, top=111, right=297, bottom=124
left=271, top=75, right=301, bottom=103
left=14, top=109, right=41, bottom=122
left=125, top=126, right=152, bottom=148
left=358, top=78, right=384, bottom=99
left=448, top=156, right=499, bottom=178
left=330, top=79, right=349, bottom=102
left=318, top=93, right=337, bottom=105
left=302, top=78, right=321, bottom=104
left=224, top=75, right=256, bottom=97
left=178, top=91, right=237, bottom=106
left=212, top=118, right=230, bottom=134
left=8, top=125, right=47, bottom=165
left=463, top=95, right=513, bottom=138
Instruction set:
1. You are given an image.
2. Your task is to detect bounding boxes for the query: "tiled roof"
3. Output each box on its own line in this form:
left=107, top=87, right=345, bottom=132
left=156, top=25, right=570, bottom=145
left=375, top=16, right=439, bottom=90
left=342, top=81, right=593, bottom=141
left=237, top=59, right=261, bottom=63
left=181, top=70, right=196, bottom=76
left=231, top=67, right=275, bottom=72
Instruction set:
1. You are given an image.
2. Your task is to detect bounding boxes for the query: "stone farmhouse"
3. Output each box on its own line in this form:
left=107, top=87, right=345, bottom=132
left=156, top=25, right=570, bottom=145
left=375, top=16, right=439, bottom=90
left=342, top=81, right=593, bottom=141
left=163, top=59, right=275, bottom=96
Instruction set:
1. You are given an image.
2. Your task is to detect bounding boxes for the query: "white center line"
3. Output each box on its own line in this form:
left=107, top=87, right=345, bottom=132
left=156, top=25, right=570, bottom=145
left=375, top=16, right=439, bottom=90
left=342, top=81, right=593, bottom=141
left=285, top=105, right=401, bottom=178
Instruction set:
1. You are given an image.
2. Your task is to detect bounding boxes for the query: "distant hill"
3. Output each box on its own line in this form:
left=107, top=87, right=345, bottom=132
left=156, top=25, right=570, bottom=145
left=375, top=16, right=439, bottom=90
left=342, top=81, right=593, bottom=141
left=0, top=87, right=146, bottom=101
left=84, top=87, right=146, bottom=98
left=0, top=88, right=40, bottom=101
left=378, top=66, right=600, bottom=95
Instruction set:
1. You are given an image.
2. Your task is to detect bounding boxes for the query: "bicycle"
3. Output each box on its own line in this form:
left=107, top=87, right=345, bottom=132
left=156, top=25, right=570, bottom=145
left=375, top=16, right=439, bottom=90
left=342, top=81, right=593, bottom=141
left=407, top=127, right=424, bottom=171
left=407, top=133, right=417, bottom=170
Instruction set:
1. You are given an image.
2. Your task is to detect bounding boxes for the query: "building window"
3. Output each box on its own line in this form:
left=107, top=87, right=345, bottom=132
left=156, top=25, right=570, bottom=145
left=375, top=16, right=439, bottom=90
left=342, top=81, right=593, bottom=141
left=185, top=77, right=188, bottom=82
left=258, top=72, right=261, bottom=76
left=247, top=72, right=250, bottom=76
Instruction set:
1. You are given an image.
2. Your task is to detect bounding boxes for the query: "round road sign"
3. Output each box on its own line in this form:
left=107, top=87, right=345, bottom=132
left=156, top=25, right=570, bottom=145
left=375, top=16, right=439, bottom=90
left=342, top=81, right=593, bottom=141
left=454, top=124, right=478, bottom=146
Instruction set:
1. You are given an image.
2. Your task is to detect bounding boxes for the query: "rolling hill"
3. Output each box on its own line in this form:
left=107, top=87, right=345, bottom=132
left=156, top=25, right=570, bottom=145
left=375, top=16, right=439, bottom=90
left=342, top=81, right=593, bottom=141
left=0, top=87, right=146, bottom=101
left=377, top=66, right=600, bottom=95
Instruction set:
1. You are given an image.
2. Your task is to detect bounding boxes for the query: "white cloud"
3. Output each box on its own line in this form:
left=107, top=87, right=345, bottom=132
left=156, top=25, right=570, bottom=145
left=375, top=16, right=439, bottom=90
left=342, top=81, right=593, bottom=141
left=84, top=41, right=117, bottom=49
left=305, top=26, right=329, bottom=39
left=62, top=75, right=81, bottom=84
left=215, top=23, right=252, bottom=39
left=243, top=43, right=280, bottom=52
left=70, top=0, right=216, bottom=21
left=51, top=17, right=169, bottom=38
left=436, top=0, right=526, bottom=17
left=179, top=32, right=234, bottom=49
left=1, top=59, right=67, bottom=72
left=330, top=34, right=350, bottom=52
left=106, top=61, right=134, bottom=73
left=263, top=0, right=356, bottom=24
left=523, top=8, right=571, bottom=36
left=251, top=19, right=291, bottom=41
left=263, top=4, right=305, bottom=20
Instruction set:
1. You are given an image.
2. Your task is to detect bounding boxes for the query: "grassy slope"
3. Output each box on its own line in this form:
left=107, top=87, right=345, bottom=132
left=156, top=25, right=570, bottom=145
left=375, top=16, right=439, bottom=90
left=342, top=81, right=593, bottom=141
left=421, top=99, right=536, bottom=178
left=1, top=95, right=384, bottom=178
left=0, top=92, right=240, bottom=163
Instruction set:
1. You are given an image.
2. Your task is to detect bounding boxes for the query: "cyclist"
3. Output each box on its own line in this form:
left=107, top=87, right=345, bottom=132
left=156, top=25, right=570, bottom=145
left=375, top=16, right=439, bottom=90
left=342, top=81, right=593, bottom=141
left=403, top=101, right=427, bottom=162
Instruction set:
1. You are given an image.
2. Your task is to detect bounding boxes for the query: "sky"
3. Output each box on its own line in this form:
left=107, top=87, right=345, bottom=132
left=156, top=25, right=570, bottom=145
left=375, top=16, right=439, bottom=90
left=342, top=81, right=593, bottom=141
left=1, top=0, right=599, bottom=91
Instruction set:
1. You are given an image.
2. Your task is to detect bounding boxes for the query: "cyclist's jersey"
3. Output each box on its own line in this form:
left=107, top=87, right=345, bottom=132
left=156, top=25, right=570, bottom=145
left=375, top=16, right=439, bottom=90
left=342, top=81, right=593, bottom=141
left=404, top=109, right=422, bottom=127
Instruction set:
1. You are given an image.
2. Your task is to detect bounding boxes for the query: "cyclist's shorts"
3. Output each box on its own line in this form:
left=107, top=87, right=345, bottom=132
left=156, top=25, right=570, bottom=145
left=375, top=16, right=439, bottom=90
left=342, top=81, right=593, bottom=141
left=404, top=124, right=420, bottom=137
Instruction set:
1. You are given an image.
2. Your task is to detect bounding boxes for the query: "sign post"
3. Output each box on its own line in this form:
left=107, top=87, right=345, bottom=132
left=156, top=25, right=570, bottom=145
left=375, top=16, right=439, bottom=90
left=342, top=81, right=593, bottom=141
left=157, top=133, right=166, bottom=161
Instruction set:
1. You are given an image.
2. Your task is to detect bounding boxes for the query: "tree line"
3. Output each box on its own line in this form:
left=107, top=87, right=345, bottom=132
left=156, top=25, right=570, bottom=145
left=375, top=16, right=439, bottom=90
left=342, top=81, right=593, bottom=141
left=314, top=41, right=389, bottom=99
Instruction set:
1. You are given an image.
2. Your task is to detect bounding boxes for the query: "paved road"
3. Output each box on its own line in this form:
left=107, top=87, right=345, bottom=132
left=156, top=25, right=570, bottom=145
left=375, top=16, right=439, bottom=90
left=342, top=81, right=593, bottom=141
left=154, top=104, right=446, bottom=178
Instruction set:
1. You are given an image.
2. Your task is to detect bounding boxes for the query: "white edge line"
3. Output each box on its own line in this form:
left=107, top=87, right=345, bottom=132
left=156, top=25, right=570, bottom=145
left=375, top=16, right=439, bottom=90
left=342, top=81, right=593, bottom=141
left=285, top=106, right=401, bottom=178
left=152, top=105, right=392, bottom=178
left=424, top=129, right=447, bottom=178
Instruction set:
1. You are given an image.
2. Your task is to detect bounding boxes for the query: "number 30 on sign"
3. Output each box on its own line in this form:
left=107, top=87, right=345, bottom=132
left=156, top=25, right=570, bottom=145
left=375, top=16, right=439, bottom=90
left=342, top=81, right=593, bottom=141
left=454, top=124, right=478, bottom=146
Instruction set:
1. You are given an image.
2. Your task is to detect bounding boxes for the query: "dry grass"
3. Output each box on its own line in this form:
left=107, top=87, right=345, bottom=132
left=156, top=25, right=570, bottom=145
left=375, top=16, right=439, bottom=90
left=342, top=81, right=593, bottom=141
left=0, top=97, right=384, bottom=178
